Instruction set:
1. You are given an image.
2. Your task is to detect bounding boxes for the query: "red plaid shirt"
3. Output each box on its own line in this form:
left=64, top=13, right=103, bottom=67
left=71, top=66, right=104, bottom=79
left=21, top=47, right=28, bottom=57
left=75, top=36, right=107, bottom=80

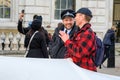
left=65, top=23, right=97, bottom=71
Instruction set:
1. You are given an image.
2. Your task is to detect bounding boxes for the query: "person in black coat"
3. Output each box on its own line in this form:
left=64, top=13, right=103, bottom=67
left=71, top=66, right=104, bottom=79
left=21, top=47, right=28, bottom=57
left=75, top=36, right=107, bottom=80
left=25, top=19, right=48, bottom=58
left=17, top=13, right=48, bottom=58
left=49, top=9, right=77, bottom=58
left=17, top=13, right=50, bottom=48
left=102, top=26, right=116, bottom=67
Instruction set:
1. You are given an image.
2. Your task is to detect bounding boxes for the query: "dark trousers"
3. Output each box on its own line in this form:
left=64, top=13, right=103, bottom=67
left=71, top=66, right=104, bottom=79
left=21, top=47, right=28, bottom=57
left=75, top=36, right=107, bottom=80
left=99, top=45, right=115, bottom=68
left=107, top=45, right=115, bottom=68
left=101, top=45, right=115, bottom=68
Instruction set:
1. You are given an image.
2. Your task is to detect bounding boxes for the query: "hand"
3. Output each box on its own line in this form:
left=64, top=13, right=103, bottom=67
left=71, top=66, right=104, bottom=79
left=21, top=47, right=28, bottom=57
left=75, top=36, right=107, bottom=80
left=59, top=30, right=69, bottom=42
left=19, top=13, right=24, bottom=20
left=67, top=58, right=73, bottom=62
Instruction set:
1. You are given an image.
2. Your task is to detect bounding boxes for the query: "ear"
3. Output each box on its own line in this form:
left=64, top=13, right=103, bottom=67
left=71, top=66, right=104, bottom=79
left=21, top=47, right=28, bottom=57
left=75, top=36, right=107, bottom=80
left=82, top=14, right=86, bottom=21
left=82, top=14, right=85, bottom=18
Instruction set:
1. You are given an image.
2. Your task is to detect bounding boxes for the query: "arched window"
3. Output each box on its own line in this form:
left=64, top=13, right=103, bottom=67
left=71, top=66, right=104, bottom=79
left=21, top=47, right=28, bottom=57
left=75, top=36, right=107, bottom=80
left=54, top=0, right=75, bottom=20
left=0, top=0, right=11, bottom=19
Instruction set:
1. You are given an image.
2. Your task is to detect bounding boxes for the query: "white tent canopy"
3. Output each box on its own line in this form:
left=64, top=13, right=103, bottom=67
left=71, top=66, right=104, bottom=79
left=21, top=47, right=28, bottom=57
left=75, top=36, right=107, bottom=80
left=0, top=56, right=120, bottom=80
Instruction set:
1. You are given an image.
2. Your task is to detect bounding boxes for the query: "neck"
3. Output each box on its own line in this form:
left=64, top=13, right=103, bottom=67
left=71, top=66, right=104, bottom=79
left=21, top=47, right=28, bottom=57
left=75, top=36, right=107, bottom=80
left=79, top=21, right=88, bottom=29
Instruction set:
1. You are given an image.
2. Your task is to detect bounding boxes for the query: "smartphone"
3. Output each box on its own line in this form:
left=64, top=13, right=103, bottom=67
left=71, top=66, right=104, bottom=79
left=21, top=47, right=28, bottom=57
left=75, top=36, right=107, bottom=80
left=21, top=9, right=25, bottom=14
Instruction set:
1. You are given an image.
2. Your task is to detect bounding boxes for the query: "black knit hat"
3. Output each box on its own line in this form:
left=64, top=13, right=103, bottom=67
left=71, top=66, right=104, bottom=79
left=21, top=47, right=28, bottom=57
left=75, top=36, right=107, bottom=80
left=76, top=8, right=93, bottom=17
left=36, top=15, right=42, bottom=21
left=61, top=9, right=75, bottom=19
left=31, top=19, right=42, bottom=31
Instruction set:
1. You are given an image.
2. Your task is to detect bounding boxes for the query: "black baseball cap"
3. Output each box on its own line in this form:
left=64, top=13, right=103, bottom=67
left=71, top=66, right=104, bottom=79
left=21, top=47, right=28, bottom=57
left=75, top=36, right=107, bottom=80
left=76, top=8, right=93, bottom=17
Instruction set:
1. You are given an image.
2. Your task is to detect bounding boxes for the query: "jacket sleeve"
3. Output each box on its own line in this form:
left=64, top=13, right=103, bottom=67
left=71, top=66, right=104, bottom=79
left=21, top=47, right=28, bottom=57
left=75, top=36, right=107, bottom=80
left=39, top=33, right=49, bottom=58
left=48, top=29, right=58, bottom=57
left=41, top=27, right=50, bottom=47
left=17, top=20, right=30, bottom=35
left=44, top=29, right=50, bottom=47
left=110, top=32, right=115, bottom=45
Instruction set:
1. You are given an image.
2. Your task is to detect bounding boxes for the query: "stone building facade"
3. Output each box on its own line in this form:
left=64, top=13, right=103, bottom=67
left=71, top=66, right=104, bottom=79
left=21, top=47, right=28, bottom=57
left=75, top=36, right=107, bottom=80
left=0, top=0, right=120, bottom=40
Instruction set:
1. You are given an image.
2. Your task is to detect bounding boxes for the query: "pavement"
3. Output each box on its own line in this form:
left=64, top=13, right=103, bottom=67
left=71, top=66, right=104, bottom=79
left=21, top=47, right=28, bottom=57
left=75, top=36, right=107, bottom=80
left=97, top=55, right=120, bottom=76
left=97, top=43, right=120, bottom=76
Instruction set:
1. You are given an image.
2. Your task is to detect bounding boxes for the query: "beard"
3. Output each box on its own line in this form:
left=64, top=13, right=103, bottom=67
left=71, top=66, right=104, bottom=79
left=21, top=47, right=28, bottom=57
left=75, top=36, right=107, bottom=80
left=65, top=23, right=73, bottom=29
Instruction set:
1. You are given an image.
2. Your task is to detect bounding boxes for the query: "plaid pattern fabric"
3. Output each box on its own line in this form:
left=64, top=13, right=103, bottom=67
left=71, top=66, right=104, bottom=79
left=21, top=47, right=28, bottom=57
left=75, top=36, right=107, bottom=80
left=65, top=23, right=97, bottom=71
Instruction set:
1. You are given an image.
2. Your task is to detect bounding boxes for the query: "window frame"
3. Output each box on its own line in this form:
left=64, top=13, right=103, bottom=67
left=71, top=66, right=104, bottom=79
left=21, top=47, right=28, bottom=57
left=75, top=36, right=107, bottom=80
left=0, top=0, right=11, bottom=21
left=53, top=0, right=76, bottom=20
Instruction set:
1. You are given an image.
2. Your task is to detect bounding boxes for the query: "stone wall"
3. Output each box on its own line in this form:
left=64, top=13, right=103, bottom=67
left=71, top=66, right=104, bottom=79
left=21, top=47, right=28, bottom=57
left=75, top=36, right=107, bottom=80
left=18, top=0, right=51, bottom=27
left=0, top=0, right=114, bottom=39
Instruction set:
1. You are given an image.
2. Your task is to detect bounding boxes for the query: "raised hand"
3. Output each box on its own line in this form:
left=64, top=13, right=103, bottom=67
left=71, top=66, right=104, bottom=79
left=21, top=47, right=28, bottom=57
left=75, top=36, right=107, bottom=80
left=59, top=30, right=69, bottom=42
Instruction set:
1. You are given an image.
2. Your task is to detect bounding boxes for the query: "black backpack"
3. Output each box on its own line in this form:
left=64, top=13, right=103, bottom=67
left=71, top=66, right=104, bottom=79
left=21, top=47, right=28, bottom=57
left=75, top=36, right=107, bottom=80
left=93, top=36, right=104, bottom=67
left=89, top=28, right=104, bottom=67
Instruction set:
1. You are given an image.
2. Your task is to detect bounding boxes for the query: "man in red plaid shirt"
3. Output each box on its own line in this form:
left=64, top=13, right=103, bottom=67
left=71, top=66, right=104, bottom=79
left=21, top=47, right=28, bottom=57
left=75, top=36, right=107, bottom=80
left=59, top=8, right=97, bottom=71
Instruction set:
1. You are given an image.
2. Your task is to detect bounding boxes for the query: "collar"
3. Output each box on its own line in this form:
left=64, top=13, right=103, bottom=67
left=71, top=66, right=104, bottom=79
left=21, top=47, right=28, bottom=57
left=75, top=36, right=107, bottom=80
left=64, top=28, right=72, bottom=34
left=79, top=23, right=91, bottom=32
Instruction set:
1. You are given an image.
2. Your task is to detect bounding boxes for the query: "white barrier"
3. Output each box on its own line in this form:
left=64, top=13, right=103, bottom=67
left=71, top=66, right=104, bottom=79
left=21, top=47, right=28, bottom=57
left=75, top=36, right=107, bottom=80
left=0, top=56, right=120, bottom=80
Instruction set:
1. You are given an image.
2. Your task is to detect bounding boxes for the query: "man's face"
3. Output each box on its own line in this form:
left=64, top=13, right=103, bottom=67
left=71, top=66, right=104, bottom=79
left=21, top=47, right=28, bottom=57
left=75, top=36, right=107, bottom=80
left=75, top=13, right=84, bottom=26
left=62, top=16, right=75, bottom=30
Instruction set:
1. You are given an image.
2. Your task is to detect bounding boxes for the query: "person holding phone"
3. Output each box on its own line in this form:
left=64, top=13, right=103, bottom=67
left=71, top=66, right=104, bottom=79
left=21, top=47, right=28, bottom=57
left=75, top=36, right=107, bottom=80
left=17, top=10, right=50, bottom=48
left=25, top=19, right=49, bottom=58
left=18, top=10, right=42, bottom=35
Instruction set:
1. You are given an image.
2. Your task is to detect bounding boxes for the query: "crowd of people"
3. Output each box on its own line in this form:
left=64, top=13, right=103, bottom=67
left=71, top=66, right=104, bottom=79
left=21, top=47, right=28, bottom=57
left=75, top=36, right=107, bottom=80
left=17, top=7, right=116, bottom=72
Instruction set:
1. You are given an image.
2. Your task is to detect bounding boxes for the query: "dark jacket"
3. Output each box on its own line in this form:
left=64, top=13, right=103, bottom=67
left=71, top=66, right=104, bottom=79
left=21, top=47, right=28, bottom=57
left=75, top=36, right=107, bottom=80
left=49, top=24, right=77, bottom=58
left=17, top=20, right=48, bottom=58
left=103, top=29, right=115, bottom=46
left=26, top=31, right=48, bottom=58
left=17, top=20, right=50, bottom=47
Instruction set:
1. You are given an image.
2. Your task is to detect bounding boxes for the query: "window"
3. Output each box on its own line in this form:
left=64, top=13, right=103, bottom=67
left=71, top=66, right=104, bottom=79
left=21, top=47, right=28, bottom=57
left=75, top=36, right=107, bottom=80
left=114, top=4, right=120, bottom=21
left=0, top=0, right=11, bottom=19
left=54, top=0, right=75, bottom=20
